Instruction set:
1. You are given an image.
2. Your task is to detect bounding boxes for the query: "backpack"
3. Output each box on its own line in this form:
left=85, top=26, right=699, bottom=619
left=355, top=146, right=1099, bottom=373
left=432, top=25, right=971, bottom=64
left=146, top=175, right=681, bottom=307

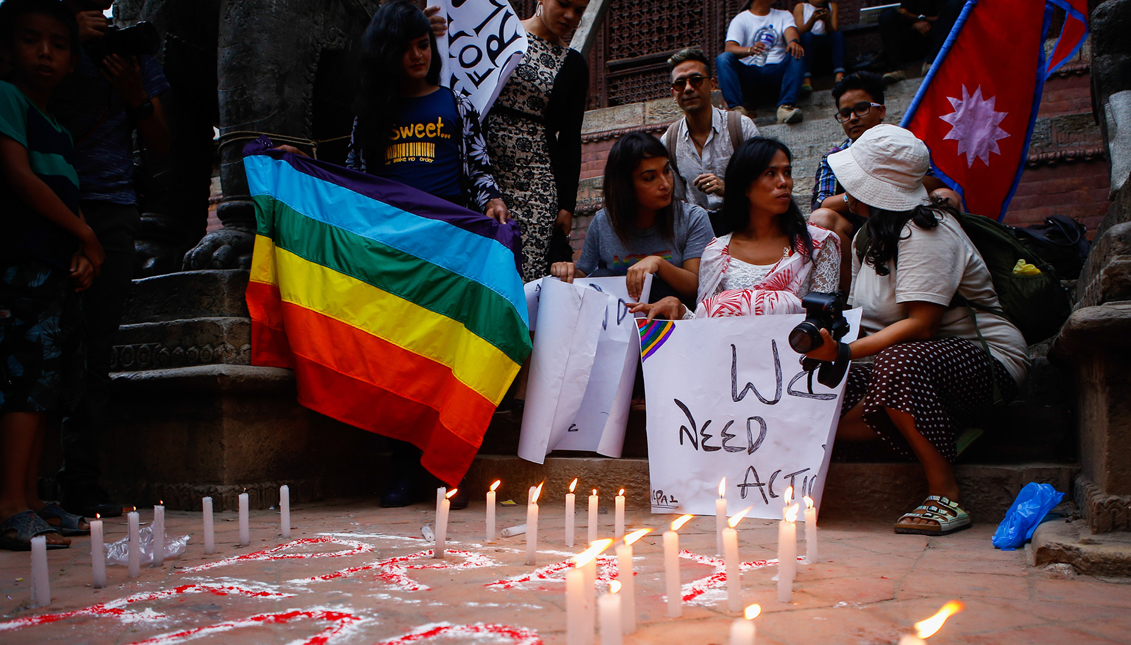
left=662, top=110, right=745, bottom=203
left=1012, top=215, right=1090, bottom=280
left=854, top=212, right=1073, bottom=346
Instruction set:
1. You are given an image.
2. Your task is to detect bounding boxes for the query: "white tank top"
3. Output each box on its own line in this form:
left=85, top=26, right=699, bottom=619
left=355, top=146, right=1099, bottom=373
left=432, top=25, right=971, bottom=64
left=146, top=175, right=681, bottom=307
left=801, top=3, right=828, bottom=35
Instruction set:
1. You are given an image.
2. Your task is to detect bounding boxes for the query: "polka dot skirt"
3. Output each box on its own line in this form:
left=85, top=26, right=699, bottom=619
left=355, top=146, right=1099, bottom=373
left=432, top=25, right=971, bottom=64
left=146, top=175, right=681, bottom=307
left=841, top=337, right=1018, bottom=462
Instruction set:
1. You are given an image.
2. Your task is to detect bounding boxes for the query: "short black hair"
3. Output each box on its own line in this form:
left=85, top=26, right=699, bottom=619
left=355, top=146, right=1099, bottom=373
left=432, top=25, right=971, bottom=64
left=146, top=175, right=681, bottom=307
left=667, top=47, right=711, bottom=76
left=0, top=0, right=80, bottom=53
left=831, top=72, right=886, bottom=109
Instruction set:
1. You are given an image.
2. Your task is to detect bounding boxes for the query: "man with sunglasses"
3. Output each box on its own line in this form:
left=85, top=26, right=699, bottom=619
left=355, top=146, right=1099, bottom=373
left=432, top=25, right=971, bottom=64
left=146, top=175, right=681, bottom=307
left=809, top=72, right=957, bottom=289
left=662, top=48, right=759, bottom=235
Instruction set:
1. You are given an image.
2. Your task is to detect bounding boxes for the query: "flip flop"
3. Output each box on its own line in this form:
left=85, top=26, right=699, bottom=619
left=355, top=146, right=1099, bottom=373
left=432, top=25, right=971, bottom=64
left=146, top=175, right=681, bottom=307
left=894, top=495, right=972, bottom=536
left=37, top=501, right=90, bottom=536
left=0, top=511, right=69, bottom=551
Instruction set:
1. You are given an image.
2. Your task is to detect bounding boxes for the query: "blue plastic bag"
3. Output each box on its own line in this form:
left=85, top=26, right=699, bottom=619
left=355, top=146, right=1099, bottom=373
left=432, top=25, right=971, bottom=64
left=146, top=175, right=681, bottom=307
left=992, top=482, right=1065, bottom=550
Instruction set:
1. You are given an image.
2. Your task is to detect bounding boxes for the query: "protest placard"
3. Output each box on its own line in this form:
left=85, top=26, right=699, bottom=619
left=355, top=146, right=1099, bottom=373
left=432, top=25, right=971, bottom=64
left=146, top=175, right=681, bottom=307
left=638, top=309, right=862, bottom=520
left=436, top=0, right=527, bottom=116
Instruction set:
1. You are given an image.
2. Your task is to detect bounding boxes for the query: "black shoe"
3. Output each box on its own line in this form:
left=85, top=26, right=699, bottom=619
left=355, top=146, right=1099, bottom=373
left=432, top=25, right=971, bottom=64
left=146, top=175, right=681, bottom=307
left=449, top=484, right=470, bottom=510
left=60, top=484, right=124, bottom=518
left=381, top=477, right=419, bottom=508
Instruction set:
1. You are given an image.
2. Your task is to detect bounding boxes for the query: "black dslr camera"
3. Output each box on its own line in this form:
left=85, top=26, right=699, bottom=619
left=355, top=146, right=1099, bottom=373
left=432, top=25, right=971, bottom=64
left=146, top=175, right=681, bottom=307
left=789, top=291, right=852, bottom=390
left=85, top=21, right=160, bottom=64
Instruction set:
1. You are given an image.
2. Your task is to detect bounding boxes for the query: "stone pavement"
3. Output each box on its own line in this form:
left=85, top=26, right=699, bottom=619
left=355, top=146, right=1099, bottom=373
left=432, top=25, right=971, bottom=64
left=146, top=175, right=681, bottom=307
left=2, top=498, right=1130, bottom=644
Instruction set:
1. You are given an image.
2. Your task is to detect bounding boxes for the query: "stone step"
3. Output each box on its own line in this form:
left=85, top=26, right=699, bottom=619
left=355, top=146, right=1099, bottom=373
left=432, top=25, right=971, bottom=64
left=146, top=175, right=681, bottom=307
left=462, top=455, right=1078, bottom=525
left=113, top=317, right=251, bottom=372
left=122, top=269, right=249, bottom=324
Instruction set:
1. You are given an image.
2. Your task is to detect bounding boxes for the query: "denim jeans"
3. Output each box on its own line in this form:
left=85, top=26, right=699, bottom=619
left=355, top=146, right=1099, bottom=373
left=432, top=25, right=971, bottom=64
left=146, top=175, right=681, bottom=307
left=716, top=51, right=806, bottom=109
left=800, top=31, right=846, bottom=77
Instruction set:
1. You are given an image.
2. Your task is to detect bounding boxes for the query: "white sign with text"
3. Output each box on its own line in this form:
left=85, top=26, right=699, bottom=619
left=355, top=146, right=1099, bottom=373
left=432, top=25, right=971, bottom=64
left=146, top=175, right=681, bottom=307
left=437, top=0, right=527, bottom=116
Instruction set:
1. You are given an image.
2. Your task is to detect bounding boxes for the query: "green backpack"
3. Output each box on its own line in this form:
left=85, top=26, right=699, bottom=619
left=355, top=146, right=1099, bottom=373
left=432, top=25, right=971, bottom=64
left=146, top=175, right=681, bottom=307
left=854, top=212, right=1072, bottom=345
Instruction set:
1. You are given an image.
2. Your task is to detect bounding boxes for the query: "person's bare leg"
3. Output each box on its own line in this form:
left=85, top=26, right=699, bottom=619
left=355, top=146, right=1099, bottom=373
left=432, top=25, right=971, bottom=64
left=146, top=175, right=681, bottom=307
left=885, top=406, right=960, bottom=526
left=26, top=418, right=87, bottom=532
left=1, top=412, right=69, bottom=546
left=835, top=400, right=878, bottom=442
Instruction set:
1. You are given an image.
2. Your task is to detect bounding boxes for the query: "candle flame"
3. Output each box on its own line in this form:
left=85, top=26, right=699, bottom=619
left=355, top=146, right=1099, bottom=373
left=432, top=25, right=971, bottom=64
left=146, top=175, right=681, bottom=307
left=624, top=528, right=652, bottom=545
left=573, top=538, right=614, bottom=566
left=718, top=477, right=726, bottom=497
left=531, top=481, right=544, bottom=504
left=490, top=480, right=501, bottom=492
left=569, top=478, right=578, bottom=492
left=592, top=489, right=598, bottom=496
left=158, top=500, right=163, bottom=506
left=446, top=488, right=458, bottom=499
left=744, top=604, right=762, bottom=620
left=618, top=488, right=625, bottom=496
left=915, top=601, right=964, bottom=638
left=671, top=514, right=693, bottom=531
left=609, top=580, right=622, bottom=593
left=728, top=506, right=754, bottom=529
left=785, top=503, right=800, bottom=523
left=804, top=495, right=814, bottom=510
left=784, top=485, right=793, bottom=505
left=95, top=513, right=100, bottom=520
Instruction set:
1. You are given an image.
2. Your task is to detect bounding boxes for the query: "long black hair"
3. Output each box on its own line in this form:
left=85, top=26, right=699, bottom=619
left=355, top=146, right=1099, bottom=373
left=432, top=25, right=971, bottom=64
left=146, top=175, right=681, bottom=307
left=717, top=137, right=814, bottom=259
left=603, top=132, right=675, bottom=245
left=860, top=197, right=956, bottom=276
left=353, top=0, right=442, bottom=164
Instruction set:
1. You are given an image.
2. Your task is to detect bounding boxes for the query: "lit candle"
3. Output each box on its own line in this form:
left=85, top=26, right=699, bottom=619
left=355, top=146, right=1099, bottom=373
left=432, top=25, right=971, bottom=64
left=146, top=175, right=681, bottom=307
left=30, top=535, right=50, bottom=607
left=588, top=489, right=599, bottom=544
left=724, top=506, right=752, bottom=612
left=803, top=495, right=817, bottom=565
left=436, top=488, right=455, bottom=558
left=152, top=501, right=165, bottom=567
left=280, top=485, right=290, bottom=539
left=616, top=528, right=651, bottom=634
left=202, top=497, right=215, bottom=555
left=729, top=604, right=761, bottom=645
left=566, top=539, right=612, bottom=645
left=91, top=514, right=106, bottom=589
left=582, top=541, right=598, bottom=638
left=598, top=581, right=623, bottom=645
left=663, top=514, right=693, bottom=618
left=128, top=509, right=140, bottom=578
left=777, top=503, right=798, bottom=602
left=902, top=601, right=964, bottom=644
left=715, top=477, right=727, bottom=557
left=486, top=480, right=500, bottom=542
left=526, top=482, right=543, bottom=566
left=238, top=492, right=249, bottom=546
left=614, top=489, right=625, bottom=540
left=565, top=478, right=578, bottom=547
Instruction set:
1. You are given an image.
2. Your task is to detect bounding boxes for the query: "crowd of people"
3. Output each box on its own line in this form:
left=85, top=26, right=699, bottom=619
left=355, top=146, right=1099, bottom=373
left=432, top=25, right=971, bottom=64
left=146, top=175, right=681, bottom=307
left=1, top=0, right=1028, bottom=551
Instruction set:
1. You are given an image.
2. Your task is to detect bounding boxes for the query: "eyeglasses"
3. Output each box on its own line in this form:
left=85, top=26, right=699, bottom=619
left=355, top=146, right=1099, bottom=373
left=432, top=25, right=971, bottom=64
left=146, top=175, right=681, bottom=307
left=834, top=101, right=884, bottom=123
left=671, top=74, right=708, bottom=91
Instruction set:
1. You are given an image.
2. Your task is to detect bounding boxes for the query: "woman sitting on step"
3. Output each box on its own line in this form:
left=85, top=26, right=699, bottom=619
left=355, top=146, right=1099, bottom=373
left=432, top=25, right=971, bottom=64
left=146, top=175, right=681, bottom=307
left=633, top=136, right=841, bottom=320
left=802, top=125, right=1029, bottom=535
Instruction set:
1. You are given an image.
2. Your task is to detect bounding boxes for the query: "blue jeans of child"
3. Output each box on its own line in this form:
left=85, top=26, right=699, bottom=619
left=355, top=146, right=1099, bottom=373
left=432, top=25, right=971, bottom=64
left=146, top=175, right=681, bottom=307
left=716, top=51, right=806, bottom=109
left=800, top=31, right=846, bottom=77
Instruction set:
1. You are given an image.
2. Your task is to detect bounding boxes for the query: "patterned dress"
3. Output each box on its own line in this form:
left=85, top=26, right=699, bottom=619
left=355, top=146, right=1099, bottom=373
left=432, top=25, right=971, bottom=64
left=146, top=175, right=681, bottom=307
left=486, top=33, right=570, bottom=283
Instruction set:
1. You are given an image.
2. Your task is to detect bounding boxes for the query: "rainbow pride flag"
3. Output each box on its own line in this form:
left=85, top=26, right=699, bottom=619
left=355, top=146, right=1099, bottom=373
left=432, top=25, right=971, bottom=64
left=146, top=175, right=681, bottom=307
left=243, top=139, right=530, bottom=485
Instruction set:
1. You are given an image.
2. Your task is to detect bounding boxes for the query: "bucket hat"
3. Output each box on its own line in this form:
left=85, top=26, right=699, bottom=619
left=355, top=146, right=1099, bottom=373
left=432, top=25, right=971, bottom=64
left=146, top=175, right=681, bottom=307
left=827, top=124, right=931, bottom=211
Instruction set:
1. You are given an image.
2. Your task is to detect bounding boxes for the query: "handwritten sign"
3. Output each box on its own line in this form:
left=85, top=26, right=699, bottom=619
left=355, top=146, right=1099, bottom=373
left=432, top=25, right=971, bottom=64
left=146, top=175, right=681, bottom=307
left=638, top=310, right=862, bottom=520
left=437, top=0, right=528, bottom=116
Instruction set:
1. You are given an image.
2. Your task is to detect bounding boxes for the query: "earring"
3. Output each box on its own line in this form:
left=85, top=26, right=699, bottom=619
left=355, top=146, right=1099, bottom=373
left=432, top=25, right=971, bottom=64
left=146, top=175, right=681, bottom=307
left=535, top=2, right=543, bottom=16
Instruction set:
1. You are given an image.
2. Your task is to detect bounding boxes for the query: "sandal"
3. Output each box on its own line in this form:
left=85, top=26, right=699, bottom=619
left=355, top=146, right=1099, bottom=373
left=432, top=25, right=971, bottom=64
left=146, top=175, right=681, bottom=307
left=0, top=510, right=69, bottom=551
left=894, top=495, right=972, bottom=535
left=37, top=501, right=90, bottom=536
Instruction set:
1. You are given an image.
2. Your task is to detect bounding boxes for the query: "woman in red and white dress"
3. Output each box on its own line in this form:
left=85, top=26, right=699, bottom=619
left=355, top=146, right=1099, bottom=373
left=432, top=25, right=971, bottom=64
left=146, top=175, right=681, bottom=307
left=635, top=137, right=840, bottom=320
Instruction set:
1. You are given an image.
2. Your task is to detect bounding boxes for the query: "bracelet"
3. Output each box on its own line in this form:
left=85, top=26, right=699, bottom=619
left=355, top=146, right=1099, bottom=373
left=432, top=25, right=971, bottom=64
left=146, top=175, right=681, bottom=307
left=788, top=38, right=800, bottom=45
left=843, top=193, right=849, bottom=204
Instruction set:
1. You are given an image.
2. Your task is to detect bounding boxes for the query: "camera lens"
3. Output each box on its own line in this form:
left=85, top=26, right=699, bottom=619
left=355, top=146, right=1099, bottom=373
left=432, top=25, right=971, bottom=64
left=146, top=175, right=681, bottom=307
left=789, top=321, right=823, bottom=353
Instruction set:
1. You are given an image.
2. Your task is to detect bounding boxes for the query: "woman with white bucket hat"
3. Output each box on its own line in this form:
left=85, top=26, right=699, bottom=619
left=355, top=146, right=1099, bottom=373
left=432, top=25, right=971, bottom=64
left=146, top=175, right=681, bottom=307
left=803, top=125, right=1029, bottom=535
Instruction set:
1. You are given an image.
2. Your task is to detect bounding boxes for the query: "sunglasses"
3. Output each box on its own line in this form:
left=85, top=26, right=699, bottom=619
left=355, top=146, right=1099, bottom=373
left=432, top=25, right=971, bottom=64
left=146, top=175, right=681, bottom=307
left=672, top=74, right=708, bottom=91
left=834, top=101, right=884, bottom=123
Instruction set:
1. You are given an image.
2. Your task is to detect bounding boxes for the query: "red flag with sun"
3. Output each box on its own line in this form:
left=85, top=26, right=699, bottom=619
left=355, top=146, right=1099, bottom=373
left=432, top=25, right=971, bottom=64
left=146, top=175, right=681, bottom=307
left=901, top=0, right=1089, bottom=220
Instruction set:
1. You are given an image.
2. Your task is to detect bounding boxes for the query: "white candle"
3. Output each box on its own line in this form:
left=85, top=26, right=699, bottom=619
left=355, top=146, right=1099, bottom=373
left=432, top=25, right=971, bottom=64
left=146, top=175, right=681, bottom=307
left=724, top=507, right=752, bottom=613
left=617, top=529, right=650, bottom=634
left=730, top=604, right=761, bottom=645
left=565, top=478, right=577, bottom=547
left=614, top=489, right=625, bottom=540
left=238, top=492, right=249, bottom=546
left=582, top=549, right=597, bottom=638
left=152, top=503, right=165, bottom=567
left=91, top=515, right=106, bottom=589
left=588, top=489, right=599, bottom=544
left=898, top=637, right=927, bottom=645
left=804, top=496, right=817, bottom=565
left=280, top=485, right=291, bottom=539
left=598, top=582, right=623, bottom=645
left=715, top=477, right=727, bottom=556
left=566, top=540, right=611, bottom=645
left=500, top=524, right=526, bottom=537
left=436, top=488, right=453, bottom=558
left=526, top=483, right=543, bottom=566
left=127, top=510, right=140, bottom=578
left=777, top=504, right=798, bottom=602
left=663, top=515, right=692, bottom=618
left=486, top=480, right=500, bottom=542
left=30, top=535, right=50, bottom=607
left=202, top=497, right=215, bottom=555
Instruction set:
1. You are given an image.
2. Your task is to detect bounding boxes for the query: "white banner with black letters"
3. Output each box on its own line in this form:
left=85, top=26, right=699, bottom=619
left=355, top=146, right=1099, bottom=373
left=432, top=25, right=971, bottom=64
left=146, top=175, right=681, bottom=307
left=638, top=309, right=862, bottom=520
left=437, top=0, right=528, bottom=116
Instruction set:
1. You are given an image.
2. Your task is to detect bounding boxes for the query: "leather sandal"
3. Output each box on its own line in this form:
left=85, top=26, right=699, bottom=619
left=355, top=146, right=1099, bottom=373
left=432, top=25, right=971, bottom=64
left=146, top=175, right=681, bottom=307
left=894, top=495, right=972, bottom=535
left=37, top=501, right=90, bottom=536
left=0, top=510, right=69, bottom=551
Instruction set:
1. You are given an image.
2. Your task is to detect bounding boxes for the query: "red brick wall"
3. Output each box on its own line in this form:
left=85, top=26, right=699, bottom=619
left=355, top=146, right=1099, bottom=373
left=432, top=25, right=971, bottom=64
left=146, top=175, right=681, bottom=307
left=1037, top=72, right=1094, bottom=118
left=1002, top=161, right=1110, bottom=236
left=580, top=138, right=615, bottom=181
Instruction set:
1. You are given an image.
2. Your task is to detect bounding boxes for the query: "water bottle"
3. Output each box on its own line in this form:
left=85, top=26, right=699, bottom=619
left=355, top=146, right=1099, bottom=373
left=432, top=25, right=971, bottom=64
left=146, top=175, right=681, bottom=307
left=751, top=26, right=776, bottom=66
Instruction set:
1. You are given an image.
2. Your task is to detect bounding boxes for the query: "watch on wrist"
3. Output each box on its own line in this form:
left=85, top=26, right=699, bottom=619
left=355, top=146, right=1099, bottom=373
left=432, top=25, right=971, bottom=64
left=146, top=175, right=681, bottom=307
left=128, top=99, right=154, bottom=121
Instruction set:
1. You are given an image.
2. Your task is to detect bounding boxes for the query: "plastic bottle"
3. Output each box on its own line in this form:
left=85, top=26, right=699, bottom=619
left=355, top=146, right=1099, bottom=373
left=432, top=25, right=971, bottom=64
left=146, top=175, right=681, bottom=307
left=751, top=26, right=777, bottom=66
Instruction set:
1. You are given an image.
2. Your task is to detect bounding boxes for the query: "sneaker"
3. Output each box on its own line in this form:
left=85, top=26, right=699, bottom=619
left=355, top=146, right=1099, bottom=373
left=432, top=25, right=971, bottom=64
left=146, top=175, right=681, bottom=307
left=883, top=70, right=907, bottom=83
left=921, top=60, right=933, bottom=76
left=60, top=483, right=124, bottom=519
left=730, top=106, right=749, bottom=117
left=800, top=80, right=813, bottom=97
left=776, top=104, right=804, bottom=124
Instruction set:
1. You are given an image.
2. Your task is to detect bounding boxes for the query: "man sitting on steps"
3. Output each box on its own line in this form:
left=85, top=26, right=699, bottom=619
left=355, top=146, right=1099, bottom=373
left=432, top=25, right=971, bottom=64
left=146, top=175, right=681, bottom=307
left=717, top=0, right=807, bottom=125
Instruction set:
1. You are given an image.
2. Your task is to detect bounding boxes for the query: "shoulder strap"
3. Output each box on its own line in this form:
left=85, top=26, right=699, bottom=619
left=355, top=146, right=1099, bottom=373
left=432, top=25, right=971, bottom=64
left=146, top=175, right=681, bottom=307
left=664, top=120, right=688, bottom=202
left=726, top=110, right=744, bottom=154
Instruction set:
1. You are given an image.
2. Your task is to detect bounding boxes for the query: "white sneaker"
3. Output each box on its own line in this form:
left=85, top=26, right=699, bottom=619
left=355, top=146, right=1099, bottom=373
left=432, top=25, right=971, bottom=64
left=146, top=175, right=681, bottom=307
left=776, top=104, right=804, bottom=124
left=883, top=70, right=907, bottom=83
